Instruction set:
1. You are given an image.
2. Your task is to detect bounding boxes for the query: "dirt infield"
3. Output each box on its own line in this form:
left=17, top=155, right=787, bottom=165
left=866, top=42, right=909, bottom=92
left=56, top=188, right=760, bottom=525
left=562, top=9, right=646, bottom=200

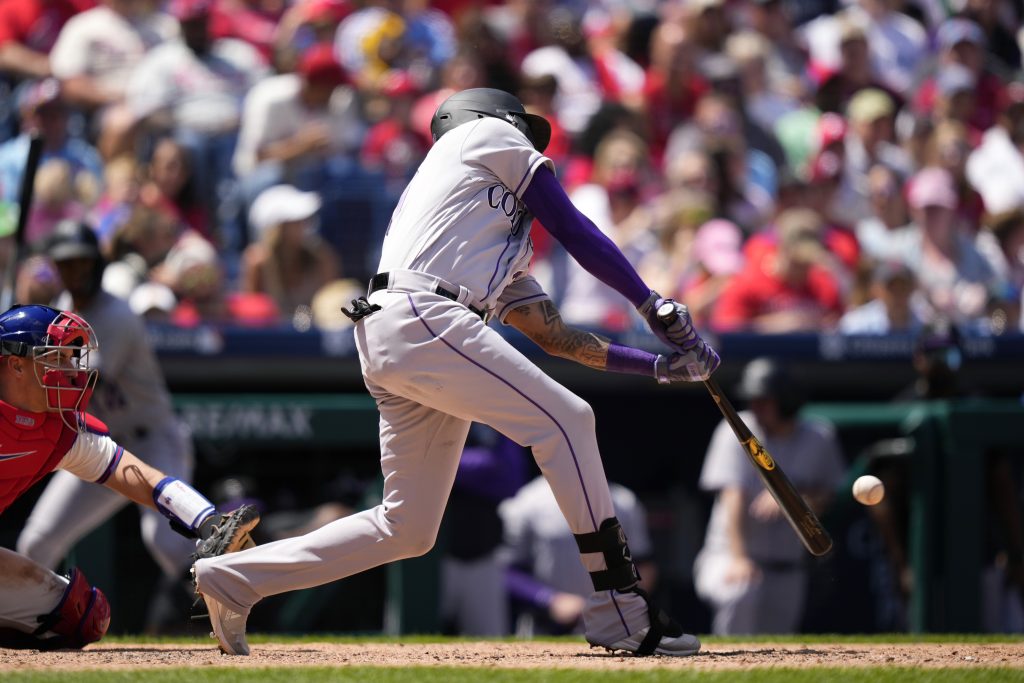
left=4, top=641, right=1023, bottom=671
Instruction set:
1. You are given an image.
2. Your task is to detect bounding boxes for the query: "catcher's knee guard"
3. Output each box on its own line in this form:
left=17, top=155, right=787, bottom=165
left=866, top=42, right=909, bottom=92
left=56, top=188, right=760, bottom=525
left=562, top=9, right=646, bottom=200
left=33, top=568, right=110, bottom=649
left=573, top=517, right=640, bottom=592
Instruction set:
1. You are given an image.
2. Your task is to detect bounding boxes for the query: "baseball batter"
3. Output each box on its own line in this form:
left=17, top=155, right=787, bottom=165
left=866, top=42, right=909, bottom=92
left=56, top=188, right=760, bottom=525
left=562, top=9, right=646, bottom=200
left=0, top=304, right=256, bottom=650
left=17, top=221, right=196, bottom=582
left=194, top=88, right=720, bottom=656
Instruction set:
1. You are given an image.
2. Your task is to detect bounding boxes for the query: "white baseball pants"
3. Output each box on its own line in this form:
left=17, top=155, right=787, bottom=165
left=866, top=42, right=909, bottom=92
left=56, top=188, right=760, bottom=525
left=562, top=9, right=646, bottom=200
left=195, top=290, right=619, bottom=616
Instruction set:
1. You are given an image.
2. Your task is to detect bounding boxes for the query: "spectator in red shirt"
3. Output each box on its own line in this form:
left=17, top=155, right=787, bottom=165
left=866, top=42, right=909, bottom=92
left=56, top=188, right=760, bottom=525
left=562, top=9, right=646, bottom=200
left=0, top=0, right=94, bottom=80
left=712, top=207, right=844, bottom=332
left=360, top=70, right=429, bottom=178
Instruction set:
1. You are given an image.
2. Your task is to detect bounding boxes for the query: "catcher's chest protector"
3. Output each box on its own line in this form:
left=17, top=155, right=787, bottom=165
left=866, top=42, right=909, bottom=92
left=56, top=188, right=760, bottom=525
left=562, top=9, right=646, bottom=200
left=0, top=400, right=78, bottom=514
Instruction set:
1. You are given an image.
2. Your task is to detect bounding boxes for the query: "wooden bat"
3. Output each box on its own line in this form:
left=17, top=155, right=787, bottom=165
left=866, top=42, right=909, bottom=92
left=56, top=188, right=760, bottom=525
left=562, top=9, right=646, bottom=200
left=0, top=133, right=44, bottom=311
left=657, top=303, right=833, bottom=557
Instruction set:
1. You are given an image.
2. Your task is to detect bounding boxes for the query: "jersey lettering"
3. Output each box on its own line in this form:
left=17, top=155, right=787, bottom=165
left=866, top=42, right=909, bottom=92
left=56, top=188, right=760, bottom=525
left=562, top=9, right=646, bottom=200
left=487, top=185, right=528, bottom=236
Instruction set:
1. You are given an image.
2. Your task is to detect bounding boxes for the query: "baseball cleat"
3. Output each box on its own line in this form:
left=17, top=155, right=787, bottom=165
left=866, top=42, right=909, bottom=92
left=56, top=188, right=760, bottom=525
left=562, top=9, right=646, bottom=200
left=583, top=588, right=700, bottom=657
left=202, top=593, right=250, bottom=656
left=587, top=629, right=701, bottom=657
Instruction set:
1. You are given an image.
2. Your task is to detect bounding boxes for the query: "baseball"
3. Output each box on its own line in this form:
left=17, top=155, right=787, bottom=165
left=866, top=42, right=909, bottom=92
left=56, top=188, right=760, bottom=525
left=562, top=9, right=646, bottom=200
left=852, top=475, right=885, bottom=506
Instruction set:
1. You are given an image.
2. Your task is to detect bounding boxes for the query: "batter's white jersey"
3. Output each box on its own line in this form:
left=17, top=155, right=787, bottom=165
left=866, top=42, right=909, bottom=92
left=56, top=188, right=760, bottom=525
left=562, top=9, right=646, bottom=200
left=377, top=117, right=554, bottom=310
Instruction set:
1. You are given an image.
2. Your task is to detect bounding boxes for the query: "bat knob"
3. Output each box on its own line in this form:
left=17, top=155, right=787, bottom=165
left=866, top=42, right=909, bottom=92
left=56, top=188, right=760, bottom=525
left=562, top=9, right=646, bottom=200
left=656, top=302, right=677, bottom=323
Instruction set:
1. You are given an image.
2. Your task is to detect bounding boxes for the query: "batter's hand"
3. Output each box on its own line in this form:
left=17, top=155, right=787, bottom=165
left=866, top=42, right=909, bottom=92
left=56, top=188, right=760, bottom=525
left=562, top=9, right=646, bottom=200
left=638, top=292, right=702, bottom=352
left=654, top=343, right=720, bottom=383
left=193, top=505, right=261, bottom=561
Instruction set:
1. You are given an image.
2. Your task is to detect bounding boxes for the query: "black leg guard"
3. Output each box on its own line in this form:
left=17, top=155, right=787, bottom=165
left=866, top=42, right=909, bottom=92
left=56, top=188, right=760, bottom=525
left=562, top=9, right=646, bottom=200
left=575, top=518, right=685, bottom=657
left=573, top=517, right=641, bottom=591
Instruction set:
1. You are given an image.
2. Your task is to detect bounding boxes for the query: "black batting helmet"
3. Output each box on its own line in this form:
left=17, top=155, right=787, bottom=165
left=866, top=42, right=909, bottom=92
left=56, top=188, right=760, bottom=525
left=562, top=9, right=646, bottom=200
left=431, top=88, right=552, bottom=153
left=735, top=357, right=806, bottom=418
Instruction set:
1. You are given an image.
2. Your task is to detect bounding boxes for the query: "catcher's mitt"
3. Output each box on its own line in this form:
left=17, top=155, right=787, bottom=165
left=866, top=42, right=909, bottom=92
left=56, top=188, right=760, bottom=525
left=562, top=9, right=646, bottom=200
left=193, top=505, right=260, bottom=561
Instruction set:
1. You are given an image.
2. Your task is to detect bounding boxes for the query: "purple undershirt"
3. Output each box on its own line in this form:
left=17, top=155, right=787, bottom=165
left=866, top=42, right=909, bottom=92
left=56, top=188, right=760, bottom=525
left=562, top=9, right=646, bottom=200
left=522, top=165, right=650, bottom=308
left=605, top=343, right=658, bottom=378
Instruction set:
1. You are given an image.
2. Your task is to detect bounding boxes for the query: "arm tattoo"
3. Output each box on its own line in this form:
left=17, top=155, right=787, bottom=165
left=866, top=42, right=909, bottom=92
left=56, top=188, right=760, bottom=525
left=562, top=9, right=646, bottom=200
left=513, top=300, right=611, bottom=369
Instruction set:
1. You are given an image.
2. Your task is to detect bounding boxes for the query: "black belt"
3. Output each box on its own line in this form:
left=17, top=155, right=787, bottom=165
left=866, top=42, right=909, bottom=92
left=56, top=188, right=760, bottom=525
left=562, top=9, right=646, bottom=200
left=369, top=272, right=488, bottom=320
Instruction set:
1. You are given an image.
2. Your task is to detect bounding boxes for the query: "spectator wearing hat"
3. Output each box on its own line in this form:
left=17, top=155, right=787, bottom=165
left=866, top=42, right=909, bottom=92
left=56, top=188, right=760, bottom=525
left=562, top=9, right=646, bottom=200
left=0, top=78, right=102, bottom=206
left=913, top=18, right=1006, bottom=134
left=360, top=70, right=429, bottom=178
left=836, top=87, right=911, bottom=224
left=678, top=218, right=746, bottom=328
left=803, top=14, right=895, bottom=113
left=745, top=153, right=860, bottom=291
left=0, top=0, right=93, bottom=81
left=961, top=0, right=1022, bottom=73
left=122, top=0, right=268, bottom=218
left=240, top=184, right=339, bottom=324
left=713, top=208, right=845, bottom=333
left=232, top=42, right=364, bottom=253
left=890, top=166, right=1006, bottom=326
left=232, top=42, right=363, bottom=183
left=694, top=357, right=844, bottom=635
left=839, top=259, right=928, bottom=333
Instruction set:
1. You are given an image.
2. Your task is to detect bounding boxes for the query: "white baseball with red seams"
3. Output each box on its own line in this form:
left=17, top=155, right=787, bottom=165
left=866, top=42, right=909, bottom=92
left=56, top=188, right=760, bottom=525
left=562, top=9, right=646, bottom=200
left=853, top=475, right=885, bottom=506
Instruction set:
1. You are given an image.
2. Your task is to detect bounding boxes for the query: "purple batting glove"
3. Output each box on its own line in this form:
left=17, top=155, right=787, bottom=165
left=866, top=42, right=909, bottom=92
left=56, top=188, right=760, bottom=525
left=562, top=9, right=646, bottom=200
left=638, top=292, right=701, bottom=352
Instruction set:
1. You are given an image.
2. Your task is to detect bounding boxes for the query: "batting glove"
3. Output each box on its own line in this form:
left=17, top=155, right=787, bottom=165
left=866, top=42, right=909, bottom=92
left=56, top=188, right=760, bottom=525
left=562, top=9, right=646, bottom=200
left=654, top=342, right=721, bottom=383
left=638, top=292, right=702, bottom=353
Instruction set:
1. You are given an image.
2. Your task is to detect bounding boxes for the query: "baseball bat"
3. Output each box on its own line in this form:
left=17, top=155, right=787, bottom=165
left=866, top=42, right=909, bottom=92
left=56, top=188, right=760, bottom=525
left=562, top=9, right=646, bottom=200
left=0, top=133, right=44, bottom=311
left=657, top=303, right=833, bottom=557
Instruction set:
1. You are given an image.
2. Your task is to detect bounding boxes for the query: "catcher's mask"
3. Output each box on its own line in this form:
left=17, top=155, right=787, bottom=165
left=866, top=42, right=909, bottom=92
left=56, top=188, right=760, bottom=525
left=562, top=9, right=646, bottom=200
left=0, top=304, right=98, bottom=426
left=431, top=88, right=552, bottom=153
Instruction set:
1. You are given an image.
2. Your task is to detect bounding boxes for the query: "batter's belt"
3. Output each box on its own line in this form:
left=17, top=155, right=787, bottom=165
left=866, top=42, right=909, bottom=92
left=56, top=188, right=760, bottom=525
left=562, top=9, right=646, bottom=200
left=369, top=270, right=490, bottom=321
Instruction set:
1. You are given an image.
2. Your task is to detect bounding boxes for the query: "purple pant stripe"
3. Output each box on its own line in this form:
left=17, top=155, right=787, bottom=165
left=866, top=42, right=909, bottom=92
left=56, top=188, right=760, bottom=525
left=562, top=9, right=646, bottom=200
left=406, top=294, right=599, bottom=531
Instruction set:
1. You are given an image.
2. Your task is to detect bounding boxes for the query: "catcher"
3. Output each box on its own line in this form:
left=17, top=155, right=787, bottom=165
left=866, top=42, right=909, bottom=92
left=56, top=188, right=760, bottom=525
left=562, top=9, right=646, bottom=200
left=0, top=304, right=258, bottom=650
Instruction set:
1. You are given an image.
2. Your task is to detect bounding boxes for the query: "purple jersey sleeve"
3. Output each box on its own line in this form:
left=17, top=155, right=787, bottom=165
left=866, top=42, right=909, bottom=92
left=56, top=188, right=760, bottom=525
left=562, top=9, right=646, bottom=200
left=522, top=165, right=650, bottom=308
left=506, top=566, right=557, bottom=609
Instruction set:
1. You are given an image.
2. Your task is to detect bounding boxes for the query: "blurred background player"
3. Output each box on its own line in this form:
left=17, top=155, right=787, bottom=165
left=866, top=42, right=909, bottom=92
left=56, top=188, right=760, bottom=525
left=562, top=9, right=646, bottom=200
left=0, top=304, right=256, bottom=650
left=15, top=220, right=199, bottom=632
left=693, top=357, right=845, bottom=634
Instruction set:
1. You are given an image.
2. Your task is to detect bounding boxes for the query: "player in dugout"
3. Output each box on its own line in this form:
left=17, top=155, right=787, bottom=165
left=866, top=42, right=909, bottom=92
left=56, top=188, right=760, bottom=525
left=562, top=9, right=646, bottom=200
left=193, top=88, right=720, bottom=657
left=0, top=304, right=257, bottom=650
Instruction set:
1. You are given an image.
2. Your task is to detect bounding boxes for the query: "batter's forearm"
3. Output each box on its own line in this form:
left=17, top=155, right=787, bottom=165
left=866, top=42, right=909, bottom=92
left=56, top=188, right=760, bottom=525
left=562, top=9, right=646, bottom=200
left=509, top=299, right=660, bottom=376
left=516, top=300, right=610, bottom=369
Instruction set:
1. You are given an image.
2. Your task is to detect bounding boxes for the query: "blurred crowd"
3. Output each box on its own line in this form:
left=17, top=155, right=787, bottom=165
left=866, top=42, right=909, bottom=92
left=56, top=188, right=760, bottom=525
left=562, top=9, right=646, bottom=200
left=2, top=0, right=1024, bottom=334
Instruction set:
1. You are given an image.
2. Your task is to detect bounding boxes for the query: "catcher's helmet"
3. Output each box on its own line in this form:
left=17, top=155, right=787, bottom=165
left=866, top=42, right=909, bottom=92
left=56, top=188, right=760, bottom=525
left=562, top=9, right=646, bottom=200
left=0, top=304, right=98, bottom=418
left=431, top=88, right=551, bottom=153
